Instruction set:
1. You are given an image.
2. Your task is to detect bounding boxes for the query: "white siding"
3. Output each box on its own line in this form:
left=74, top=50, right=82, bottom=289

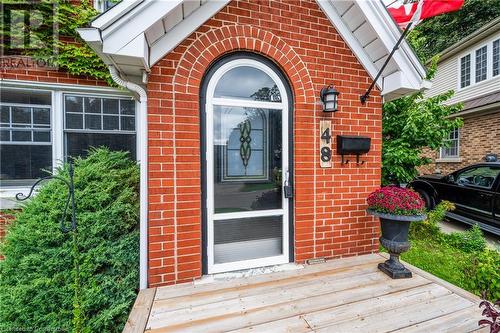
left=424, top=31, right=500, bottom=105
left=424, top=56, right=457, bottom=99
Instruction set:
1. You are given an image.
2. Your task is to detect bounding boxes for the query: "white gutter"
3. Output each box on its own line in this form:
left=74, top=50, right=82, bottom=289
left=108, top=65, right=148, bottom=290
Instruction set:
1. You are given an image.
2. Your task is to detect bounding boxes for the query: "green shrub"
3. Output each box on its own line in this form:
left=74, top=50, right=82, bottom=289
left=405, top=201, right=499, bottom=302
left=410, top=200, right=454, bottom=240
left=465, top=249, right=500, bottom=301
left=445, top=224, right=487, bottom=253
left=427, top=201, right=455, bottom=227
left=0, top=148, right=139, bottom=332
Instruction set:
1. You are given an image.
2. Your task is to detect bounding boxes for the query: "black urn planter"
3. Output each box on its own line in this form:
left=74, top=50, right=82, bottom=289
left=367, top=209, right=426, bottom=279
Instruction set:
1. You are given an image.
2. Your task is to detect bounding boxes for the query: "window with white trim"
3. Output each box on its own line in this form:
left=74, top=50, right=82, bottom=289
left=459, top=37, right=500, bottom=89
left=64, top=95, right=136, bottom=159
left=475, top=45, right=487, bottom=83
left=94, top=0, right=116, bottom=12
left=493, top=38, right=499, bottom=77
left=440, top=128, right=460, bottom=159
left=0, top=88, right=136, bottom=187
left=0, top=89, right=52, bottom=186
left=460, top=54, right=471, bottom=88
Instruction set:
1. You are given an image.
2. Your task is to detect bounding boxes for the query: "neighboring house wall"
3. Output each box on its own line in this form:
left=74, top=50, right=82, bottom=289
left=419, top=21, right=500, bottom=176
left=146, top=0, right=382, bottom=287
left=420, top=111, right=500, bottom=175
left=457, top=112, right=500, bottom=170
left=424, top=32, right=500, bottom=104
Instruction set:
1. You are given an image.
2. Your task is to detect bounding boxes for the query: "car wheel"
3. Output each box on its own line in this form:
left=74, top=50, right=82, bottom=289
left=416, top=189, right=435, bottom=210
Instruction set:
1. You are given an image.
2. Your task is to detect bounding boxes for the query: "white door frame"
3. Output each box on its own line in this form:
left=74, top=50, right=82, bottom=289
left=205, top=58, right=290, bottom=274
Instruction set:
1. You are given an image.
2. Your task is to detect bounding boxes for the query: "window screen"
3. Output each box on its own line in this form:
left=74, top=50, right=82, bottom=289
left=475, top=46, right=487, bottom=83
left=493, top=39, right=499, bottom=77
left=440, top=128, right=459, bottom=158
left=460, top=55, right=471, bottom=88
left=64, top=95, right=136, bottom=159
left=0, top=89, right=52, bottom=185
left=214, top=215, right=283, bottom=264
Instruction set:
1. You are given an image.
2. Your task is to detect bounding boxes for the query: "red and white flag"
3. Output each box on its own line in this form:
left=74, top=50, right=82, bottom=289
left=387, top=0, right=464, bottom=29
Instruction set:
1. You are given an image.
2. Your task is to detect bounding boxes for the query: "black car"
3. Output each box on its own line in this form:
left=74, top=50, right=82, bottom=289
left=409, top=161, right=500, bottom=236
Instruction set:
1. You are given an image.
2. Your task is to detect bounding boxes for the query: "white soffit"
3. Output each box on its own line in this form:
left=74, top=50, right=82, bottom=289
left=78, top=0, right=428, bottom=99
left=316, top=0, right=428, bottom=101
left=78, top=0, right=230, bottom=81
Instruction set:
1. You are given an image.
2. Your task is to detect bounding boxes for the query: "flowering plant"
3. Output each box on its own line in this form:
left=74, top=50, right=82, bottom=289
left=367, top=186, right=425, bottom=216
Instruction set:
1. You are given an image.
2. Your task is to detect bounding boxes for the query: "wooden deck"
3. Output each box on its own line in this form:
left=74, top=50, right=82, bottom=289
left=123, top=253, right=488, bottom=333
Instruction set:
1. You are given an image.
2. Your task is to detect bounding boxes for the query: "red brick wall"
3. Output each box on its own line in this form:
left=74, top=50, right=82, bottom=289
left=0, top=212, right=15, bottom=259
left=147, top=0, right=383, bottom=287
left=0, top=0, right=107, bottom=87
left=0, top=213, right=8, bottom=242
left=0, top=55, right=108, bottom=87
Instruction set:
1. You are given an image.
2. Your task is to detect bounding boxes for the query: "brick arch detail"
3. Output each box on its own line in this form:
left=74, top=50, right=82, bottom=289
left=173, top=25, right=315, bottom=103
left=147, top=1, right=383, bottom=288
left=163, top=25, right=318, bottom=284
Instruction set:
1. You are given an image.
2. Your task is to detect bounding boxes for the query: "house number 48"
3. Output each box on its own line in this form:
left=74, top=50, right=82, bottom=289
left=320, top=120, right=332, bottom=168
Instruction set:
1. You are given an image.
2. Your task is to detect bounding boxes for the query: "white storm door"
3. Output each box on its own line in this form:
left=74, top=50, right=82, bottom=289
left=205, top=59, right=290, bottom=274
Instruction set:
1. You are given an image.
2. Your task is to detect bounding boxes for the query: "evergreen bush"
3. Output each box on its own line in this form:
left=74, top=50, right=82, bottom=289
left=0, top=148, right=139, bottom=332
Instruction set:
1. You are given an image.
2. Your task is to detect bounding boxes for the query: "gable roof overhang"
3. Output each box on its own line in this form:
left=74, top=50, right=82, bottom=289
left=78, top=0, right=430, bottom=101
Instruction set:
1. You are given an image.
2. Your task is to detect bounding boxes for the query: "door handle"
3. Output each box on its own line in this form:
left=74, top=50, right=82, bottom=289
left=284, top=169, right=293, bottom=198
left=479, top=193, right=491, bottom=198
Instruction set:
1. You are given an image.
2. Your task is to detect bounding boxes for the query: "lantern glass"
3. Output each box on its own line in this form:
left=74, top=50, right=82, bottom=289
left=320, top=85, right=339, bottom=112
left=325, top=100, right=336, bottom=111
left=325, top=93, right=336, bottom=102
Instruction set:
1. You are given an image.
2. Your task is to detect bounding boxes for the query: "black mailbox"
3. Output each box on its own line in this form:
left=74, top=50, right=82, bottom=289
left=337, top=135, right=371, bottom=164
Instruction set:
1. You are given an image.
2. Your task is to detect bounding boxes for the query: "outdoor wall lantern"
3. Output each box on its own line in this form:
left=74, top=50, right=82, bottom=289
left=320, top=85, right=339, bottom=112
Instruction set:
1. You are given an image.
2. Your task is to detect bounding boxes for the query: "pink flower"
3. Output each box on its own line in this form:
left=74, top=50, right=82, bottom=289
left=367, top=186, right=425, bottom=216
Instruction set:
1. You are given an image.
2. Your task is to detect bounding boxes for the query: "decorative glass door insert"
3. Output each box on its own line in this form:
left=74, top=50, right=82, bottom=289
left=205, top=58, right=290, bottom=273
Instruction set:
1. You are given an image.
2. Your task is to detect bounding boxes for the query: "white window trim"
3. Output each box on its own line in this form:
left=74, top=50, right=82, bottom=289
left=459, top=54, right=471, bottom=89
left=436, top=157, right=463, bottom=163
left=457, top=37, right=500, bottom=91
left=439, top=128, right=460, bottom=159
left=0, top=99, right=52, bottom=144
left=205, top=58, right=290, bottom=274
left=93, top=0, right=103, bottom=12
left=493, top=38, right=500, bottom=77
left=474, top=45, right=488, bottom=83
left=0, top=80, right=136, bottom=203
left=93, top=0, right=114, bottom=13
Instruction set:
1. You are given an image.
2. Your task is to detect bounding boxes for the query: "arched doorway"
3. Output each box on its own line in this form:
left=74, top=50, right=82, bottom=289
left=201, top=53, right=293, bottom=274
